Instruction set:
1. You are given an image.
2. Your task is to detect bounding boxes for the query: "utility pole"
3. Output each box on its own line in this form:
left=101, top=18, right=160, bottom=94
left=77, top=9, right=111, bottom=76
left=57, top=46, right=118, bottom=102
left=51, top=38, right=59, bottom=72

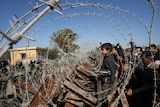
left=0, top=0, right=62, bottom=58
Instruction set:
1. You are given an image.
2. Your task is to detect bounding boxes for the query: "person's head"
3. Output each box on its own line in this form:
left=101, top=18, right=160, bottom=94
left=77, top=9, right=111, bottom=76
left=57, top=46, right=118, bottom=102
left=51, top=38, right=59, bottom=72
left=112, top=43, right=123, bottom=54
left=142, top=51, right=153, bottom=65
left=150, top=44, right=158, bottom=54
left=112, top=47, right=117, bottom=54
left=125, top=48, right=131, bottom=56
left=135, top=46, right=143, bottom=57
left=100, top=43, right=113, bottom=55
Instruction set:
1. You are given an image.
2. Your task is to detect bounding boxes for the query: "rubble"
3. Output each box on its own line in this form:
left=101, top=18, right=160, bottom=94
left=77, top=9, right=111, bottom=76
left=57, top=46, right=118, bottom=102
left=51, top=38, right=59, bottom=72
left=0, top=57, right=100, bottom=107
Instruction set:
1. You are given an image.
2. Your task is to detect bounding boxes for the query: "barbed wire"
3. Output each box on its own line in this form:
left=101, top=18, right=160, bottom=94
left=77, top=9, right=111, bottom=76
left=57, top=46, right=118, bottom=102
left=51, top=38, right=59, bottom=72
left=0, top=0, right=159, bottom=107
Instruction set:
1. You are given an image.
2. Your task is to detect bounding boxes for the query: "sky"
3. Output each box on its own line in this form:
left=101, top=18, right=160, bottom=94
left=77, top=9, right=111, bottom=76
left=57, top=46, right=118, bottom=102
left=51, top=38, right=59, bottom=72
left=0, top=0, right=160, bottom=51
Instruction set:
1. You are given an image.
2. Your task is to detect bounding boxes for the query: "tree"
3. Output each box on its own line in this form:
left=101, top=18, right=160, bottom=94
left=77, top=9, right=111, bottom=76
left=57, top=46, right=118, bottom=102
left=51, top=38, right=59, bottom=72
left=51, top=29, right=79, bottom=53
left=48, top=48, right=60, bottom=59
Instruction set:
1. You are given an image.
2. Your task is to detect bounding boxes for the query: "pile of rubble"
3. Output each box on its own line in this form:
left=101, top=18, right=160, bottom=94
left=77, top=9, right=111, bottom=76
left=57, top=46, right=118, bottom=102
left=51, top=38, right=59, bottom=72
left=0, top=59, right=100, bottom=107
left=0, top=58, right=129, bottom=107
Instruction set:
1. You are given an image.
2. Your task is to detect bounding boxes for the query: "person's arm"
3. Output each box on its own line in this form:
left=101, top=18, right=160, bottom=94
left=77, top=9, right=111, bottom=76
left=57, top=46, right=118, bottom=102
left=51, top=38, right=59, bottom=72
left=126, top=84, right=153, bottom=96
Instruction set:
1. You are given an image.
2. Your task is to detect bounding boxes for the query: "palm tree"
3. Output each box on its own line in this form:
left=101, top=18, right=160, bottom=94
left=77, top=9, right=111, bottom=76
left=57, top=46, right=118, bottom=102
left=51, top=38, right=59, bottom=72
left=51, top=29, right=79, bottom=53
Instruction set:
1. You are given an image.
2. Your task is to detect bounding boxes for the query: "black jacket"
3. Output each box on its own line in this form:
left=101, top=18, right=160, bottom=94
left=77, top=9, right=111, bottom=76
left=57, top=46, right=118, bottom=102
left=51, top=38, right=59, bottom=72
left=101, top=54, right=117, bottom=84
left=127, top=65, right=155, bottom=107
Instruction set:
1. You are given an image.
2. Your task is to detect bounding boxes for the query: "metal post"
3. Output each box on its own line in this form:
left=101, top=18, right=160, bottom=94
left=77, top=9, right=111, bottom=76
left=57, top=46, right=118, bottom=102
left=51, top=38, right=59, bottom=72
left=0, top=0, right=61, bottom=58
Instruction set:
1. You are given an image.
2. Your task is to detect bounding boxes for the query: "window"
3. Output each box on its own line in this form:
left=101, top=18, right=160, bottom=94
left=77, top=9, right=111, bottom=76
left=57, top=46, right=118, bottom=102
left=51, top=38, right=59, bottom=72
left=21, top=53, right=26, bottom=59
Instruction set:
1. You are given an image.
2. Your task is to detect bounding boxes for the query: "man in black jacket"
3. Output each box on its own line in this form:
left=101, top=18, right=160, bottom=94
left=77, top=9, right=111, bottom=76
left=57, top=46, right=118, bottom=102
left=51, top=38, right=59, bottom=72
left=126, top=50, right=158, bottom=107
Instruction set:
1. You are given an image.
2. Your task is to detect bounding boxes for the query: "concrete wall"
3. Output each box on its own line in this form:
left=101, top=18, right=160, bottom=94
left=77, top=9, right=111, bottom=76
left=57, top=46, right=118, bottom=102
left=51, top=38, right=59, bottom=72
left=10, top=47, right=47, bottom=65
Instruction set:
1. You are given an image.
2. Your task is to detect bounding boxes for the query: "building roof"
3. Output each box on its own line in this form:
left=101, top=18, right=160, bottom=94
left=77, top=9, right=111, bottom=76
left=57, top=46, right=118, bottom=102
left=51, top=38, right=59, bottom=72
left=10, top=46, right=47, bottom=51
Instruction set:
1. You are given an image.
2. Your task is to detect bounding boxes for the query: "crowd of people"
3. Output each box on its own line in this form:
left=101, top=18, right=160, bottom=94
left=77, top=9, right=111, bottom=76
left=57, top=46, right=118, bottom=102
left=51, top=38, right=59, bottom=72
left=94, top=42, right=160, bottom=107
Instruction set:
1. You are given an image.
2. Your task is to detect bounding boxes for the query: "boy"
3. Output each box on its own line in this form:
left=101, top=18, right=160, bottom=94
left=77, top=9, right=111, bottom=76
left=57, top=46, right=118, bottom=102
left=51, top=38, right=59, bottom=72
left=95, top=42, right=117, bottom=106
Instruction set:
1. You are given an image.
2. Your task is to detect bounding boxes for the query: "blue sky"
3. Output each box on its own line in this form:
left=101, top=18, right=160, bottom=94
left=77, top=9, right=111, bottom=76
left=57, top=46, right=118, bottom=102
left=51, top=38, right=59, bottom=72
left=0, top=0, right=159, bottom=50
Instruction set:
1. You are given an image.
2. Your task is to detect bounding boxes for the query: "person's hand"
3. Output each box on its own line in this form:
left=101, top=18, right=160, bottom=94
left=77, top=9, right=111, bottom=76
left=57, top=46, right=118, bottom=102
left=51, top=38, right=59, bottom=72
left=115, top=70, right=118, bottom=78
left=123, top=64, right=129, bottom=71
left=94, top=69, right=100, bottom=73
left=125, top=89, right=133, bottom=96
left=115, top=62, right=120, bottom=68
